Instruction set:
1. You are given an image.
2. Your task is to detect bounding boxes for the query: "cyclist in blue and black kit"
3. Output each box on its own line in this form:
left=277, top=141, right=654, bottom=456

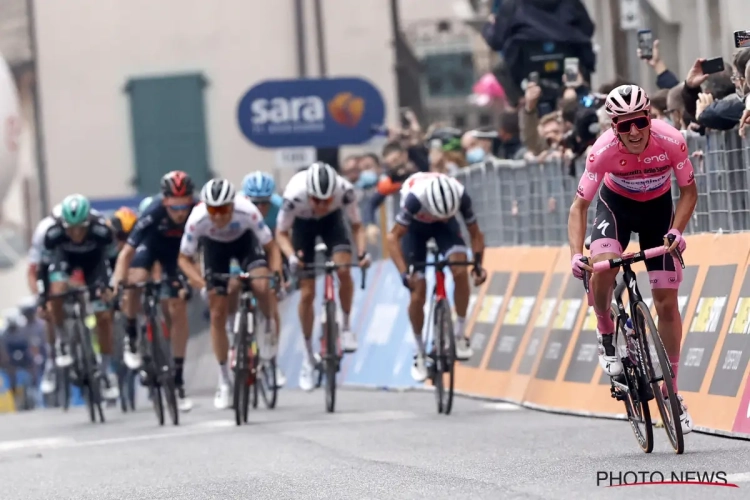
left=111, top=171, right=196, bottom=412
left=240, top=171, right=287, bottom=387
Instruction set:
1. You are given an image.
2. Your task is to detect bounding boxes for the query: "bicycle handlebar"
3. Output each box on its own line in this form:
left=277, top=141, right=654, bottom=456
left=580, top=234, right=685, bottom=294
left=205, top=271, right=281, bottom=294
left=301, top=262, right=368, bottom=290
left=43, top=283, right=105, bottom=302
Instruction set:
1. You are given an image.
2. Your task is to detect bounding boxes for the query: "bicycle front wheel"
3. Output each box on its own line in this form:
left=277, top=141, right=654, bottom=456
left=433, top=299, right=455, bottom=415
left=233, top=311, right=250, bottom=426
left=633, top=301, right=683, bottom=454
left=324, top=300, right=338, bottom=414
left=610, top=304, right=652, bottom=453
left=259, top=358, right=278, bottom=409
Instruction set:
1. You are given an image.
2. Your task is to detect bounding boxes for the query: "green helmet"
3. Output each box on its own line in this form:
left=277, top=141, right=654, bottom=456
left=138, top=196, right=154, bottom=215
left=60, top=194, right=91, bottom=227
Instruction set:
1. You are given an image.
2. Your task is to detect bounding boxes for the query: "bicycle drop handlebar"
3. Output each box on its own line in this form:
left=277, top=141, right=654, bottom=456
left=580, top=234, right=685, bottom=294
left=302, top=261, right=368, bottom=290
left=205, top=271, right=281, bottom=294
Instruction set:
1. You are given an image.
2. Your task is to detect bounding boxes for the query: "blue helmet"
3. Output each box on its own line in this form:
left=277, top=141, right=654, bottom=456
left=242, top=172, right=275, bottom=199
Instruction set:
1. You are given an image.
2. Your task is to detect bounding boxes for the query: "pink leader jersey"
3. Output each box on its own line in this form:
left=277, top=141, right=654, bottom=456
left=576, top=119, right=695, bottom=202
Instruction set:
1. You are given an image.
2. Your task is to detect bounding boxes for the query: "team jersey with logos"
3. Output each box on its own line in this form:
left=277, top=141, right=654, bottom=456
left=276, top=171, right=362, bottom=232
left=43, top=210, right=113, bottom=255
left=395, top=172, right=476, bottom=226
left=127, top=195, right=196, bottom=248
left=179, top=195, right=273, bottom=257
left=576, top=119, right=695, bottom=202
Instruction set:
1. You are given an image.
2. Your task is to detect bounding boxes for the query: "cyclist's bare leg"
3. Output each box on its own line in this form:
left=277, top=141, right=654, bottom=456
left=249, top=265, right=275, bottom=325
left=298, top=278, right=316, bottom=363
left=47, top=280, right=68, bottom=331
left=591, top=252, right=620, bottom=333
left=168, top=297, right=188, bottom=359
left=652, top=287, right=681, bottom=393
left=448, top=252, right=470, bottom=338
left=332, top=251, right=354, bottom=330
left=408, top=278, right=427, bottom=355
left=208, top=291, right=229, bottom=365
left=94, top=309, right=114, bottom=364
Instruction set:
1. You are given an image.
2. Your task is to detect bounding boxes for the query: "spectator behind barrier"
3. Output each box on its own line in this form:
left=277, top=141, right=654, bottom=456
left=637, top=39, right=680, bottom=90
left=682, top=50, right=749, bottom=131
left=461, top=128, right=499, bottom=166
left=649, top=89, right=670, bottom=121
left=496, top=111, right=526, bottom=159
left=667, top=83, right=689, bottom=132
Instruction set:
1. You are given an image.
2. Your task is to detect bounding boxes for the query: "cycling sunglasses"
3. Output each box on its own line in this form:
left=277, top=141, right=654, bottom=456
left=206, top=204, right=232, bottom=216
left=166, top=204, right=192, bottom=211
left=310, top=196, right=333, bottom=205
left=615, top=116, right=650, bottom=134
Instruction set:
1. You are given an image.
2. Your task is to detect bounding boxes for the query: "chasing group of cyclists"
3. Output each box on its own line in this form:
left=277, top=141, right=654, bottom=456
left=18, top=161, right=486, bottom=415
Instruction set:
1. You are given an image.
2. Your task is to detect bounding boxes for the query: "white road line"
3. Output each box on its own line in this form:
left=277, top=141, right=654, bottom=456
left=0, top=437, right=75, bottom=452
left=483, top=402, right=521, bottom=411
left=726, top=472, right=750, bottom=483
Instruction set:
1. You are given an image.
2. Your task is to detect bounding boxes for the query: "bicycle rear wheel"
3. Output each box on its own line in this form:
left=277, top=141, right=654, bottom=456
left=610, top=305, right=652, bottom=453
left=251, top=339, right=259, bottom=411
left=433, top=299, right=455, bottom=415
left=59, top=366, right=71, bottom=411
left=633, top=301, right=683, bottom=454
left=151, top=384, right=164, bottom=426
left=324, top=300, right=338, bottom=413
left=232, top=311, right=250, bottom=426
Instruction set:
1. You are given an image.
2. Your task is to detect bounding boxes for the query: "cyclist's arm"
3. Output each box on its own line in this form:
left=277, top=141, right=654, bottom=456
left=458, top=191, right=484, bottom=266
left=568, top=164, right=602, bottom=255
left=341, top=187, right=366, bottom=256
left=275, top=200, right=296, bottom=260
left=113, top=214, right=153, bottom=286
left=671, top=156, right=698, bottom=233
left=26, top=264, right=39, bottom=295
left=177, top=212, right=206, bottom=289
left=386, top=223, right=409, bottom=275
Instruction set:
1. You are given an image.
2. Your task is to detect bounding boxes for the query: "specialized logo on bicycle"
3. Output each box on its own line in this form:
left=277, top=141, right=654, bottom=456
left=596, top=470, right=738, bottom=488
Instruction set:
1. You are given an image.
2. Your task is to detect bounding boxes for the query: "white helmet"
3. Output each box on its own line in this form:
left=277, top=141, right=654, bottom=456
left=425, top=175, right=461, bottom=219
left=604, top=85, right=650, bottom=117
left=305, top=162, right=337, bottom=199
left=200, top=179, right=236, bottom=207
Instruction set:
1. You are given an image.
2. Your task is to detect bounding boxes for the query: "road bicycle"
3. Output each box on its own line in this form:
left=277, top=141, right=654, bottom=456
left=113, top=319, right=137, bottom=413
left=119, top=280, right=179, bottom=426
left=43, top=285, right=109, bottom=423
left=304, top=257, right=367, bottom=414
left=580, top=236, right=685, bottom=454
left=411, top=240, right=480, bottom=415
left=206, top=271, right=279, bottom=426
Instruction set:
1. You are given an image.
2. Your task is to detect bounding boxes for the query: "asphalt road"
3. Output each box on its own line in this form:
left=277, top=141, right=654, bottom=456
left=0, top=389, right=748, bottom=500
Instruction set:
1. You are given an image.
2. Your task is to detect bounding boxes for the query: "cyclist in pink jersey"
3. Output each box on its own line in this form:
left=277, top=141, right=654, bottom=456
left=568, top=85, right=698, bottom=434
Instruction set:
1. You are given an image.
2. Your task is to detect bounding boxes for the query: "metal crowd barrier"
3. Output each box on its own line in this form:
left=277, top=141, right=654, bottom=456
left=449, top=129, right=750, bottom=247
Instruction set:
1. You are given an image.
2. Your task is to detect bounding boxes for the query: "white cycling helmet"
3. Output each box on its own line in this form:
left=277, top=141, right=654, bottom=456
left=604, top=84, right=650, bottom=118
left=425, top=175, right=461, bottom=219
left=305, top=162, right=337, bottom=199
left=200, top=179, right=236, bottom=207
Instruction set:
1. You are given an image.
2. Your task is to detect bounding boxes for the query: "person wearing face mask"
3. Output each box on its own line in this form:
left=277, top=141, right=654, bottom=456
left=461, top=128, right=500, bottom=167
left=681, top=50, right=749, bottom=130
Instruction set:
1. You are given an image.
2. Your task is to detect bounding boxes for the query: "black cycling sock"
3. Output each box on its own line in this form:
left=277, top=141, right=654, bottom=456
left=601, top=334, right=616, bottom=357
left=174, top=357, right=185, bottom=386
left=125, top=318, right=138, bottom=343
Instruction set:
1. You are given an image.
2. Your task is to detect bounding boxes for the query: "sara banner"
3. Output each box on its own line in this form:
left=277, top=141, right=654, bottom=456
left=237, top=77, right=386, bottom=148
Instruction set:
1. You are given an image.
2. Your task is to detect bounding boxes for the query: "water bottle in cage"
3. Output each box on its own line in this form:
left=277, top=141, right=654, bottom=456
left=623, top=318, right=638, bottom=365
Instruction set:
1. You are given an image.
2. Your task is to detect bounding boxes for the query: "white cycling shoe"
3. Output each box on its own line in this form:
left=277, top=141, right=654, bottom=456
left=455, top=337, right=473, bottom=361
left=298, top=353, right=320, bottom=392
left=411, top=353, right=428, bottom=382
left=341, top=329, right=358, bottom=353
left=597, top=333, right=623, bottom=376
left=214, top=382, right=231, bottom=410
left=671, top=393, right=693, bottom=434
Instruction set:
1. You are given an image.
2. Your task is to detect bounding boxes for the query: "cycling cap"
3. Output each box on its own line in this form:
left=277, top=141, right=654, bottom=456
left=138, top=196, right=153, bottom=215
left=605, top=85, right=650, bottom=117
left=425, top=176, right=461, bottom=219
left=60, top=194, right=91, bottom=227
left=200, top=178, right=236, bottom=207
left=242, top=171, right=275, bottom=199
left=110, top=206, right=137, bottom=238
left=160, top=170, right=194, bottom=197
left=306, top=162, right=337, bottom=199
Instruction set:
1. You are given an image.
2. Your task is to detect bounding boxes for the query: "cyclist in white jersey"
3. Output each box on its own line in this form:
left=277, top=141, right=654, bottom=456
left=387, top=172, right=487, bottom=381
left=178, top=179, right=283, bottom=410
left=275, top=162, right=371, bottom=392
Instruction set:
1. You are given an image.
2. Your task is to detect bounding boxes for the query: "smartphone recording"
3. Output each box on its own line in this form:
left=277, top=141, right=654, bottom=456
left=734, top=30, right=750, bottom=49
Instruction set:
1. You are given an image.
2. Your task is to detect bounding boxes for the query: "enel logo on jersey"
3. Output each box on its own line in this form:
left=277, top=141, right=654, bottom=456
left=238, top=77, right=385, bottom=148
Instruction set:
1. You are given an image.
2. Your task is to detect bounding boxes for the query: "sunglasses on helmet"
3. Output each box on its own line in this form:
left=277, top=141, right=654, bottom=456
left=615, top=116, right=650, bottom=134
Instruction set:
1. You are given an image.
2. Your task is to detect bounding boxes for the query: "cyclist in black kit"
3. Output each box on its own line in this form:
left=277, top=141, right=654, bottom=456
left=111, top=171, right=196, bottom=412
